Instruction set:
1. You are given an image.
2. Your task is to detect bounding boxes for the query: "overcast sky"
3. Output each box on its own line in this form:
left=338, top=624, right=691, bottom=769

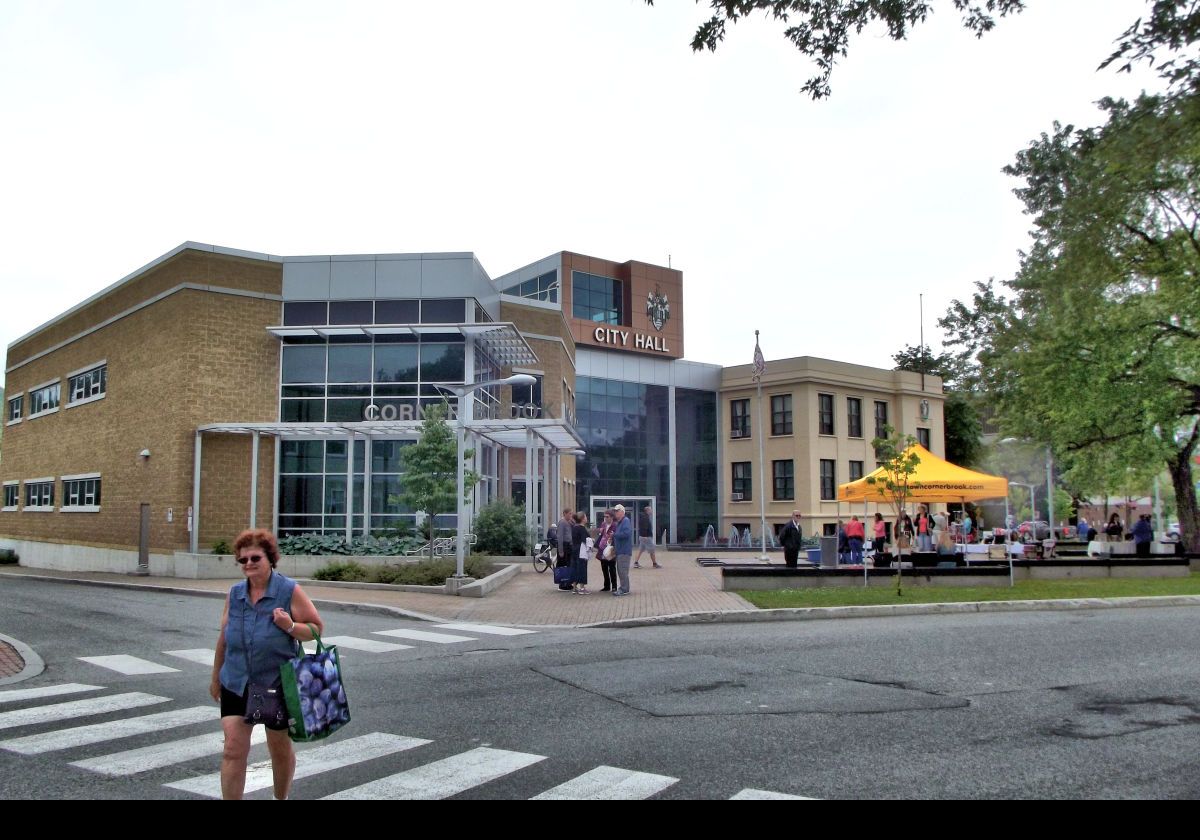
left=0, top=0, right=1165, bottom=387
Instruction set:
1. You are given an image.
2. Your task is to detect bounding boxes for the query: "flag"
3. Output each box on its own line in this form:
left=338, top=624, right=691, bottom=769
left=752, top=333, right=766, bottom=382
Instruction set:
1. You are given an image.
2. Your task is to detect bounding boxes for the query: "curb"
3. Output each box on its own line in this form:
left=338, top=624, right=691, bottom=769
left=583, top=594, right=1200, bottom=628
left=0, top=632, right=46, bottom=686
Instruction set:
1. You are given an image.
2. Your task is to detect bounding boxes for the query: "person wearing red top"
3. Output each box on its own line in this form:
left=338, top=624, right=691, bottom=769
left=845, top=515, right=866, bottom=564
left=915, top=505, right=933, bottom=552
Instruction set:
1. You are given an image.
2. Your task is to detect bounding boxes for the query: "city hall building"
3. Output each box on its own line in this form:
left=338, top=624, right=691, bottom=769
left=0, top=242, right=943, bottom=572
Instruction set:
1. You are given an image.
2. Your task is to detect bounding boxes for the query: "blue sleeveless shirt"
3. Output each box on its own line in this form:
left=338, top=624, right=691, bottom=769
left=219, top=570, right=297, bottom=696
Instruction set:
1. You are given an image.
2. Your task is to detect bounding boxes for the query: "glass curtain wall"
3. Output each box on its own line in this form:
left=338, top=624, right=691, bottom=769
left=675, top=388, right=717, bottom=542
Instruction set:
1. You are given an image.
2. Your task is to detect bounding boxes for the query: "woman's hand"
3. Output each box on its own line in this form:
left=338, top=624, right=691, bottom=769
left=272, top=607, right=293, bottom=633
left=209, top=675, right=221, bottom=703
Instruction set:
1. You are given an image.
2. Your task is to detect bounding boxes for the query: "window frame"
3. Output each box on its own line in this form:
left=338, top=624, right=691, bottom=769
left=917, top=427, right=932, bottom=449
left=847, top=397, right=863, bottom=438
left=5, top=392, right=24, bottom=426
left=731, top=462, right=752, bottom=502
left=772, top=459, right=795, bottom=501
left=28, top=380, right=61, bottom=420
left=820, top=459, right=836, bottom=501
left=770, top=394, right=793, bottom=436
left=23, top=478, right=55, bottom=511
left=66, top=362, right=107, bottom=408
left=730, top=399, right=751, bottom=438
left=818, top=393, right=835, bottom=436
left=874, top=400, right=889, bottom=440
left=2, top=481, right=18, bottom=510
left=61, top=473, right=102, bottom=513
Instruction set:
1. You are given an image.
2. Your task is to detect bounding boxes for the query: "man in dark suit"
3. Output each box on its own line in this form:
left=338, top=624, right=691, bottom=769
left=780, top=510, right=804, bottom=567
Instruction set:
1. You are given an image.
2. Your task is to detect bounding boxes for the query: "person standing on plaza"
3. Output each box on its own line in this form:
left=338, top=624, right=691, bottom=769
left=845, top=515, right=865, bottom=564
left=635, top=505, right=662, bottom=569
left=556, top=507, right=574, bottom=590
left=612, top=503, right=634, bottom=596
left=571, top=511, right=593, bottom=594
left=915, top=505, right=933, bottom=552
left=873, top=512, right=887, bottom=556
left=595, top=510, right=618, bottom=591
left=1132, top=514, right=1153, bottom=557
left=932, top=508, right=948, bottom=545
left=780, top=510, right=804, bottom=567
left=962, top=509, right=974, bottom=543
left=210, top=528, right=324, bottom=801
left=1106, top=513, right=1124, bottom=542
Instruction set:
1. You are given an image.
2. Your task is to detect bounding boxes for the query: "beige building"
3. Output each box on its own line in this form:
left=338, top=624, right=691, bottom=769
left=720, top=356, right=944, bottom=540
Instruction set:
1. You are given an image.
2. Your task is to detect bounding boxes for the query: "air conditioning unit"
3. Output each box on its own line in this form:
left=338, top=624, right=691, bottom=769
left=731, top=492, right=744, bottom=501
left=731, top=429, right=744, bottom=438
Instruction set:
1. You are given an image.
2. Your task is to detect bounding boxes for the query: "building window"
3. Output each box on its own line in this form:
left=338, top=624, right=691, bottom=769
left=771, top=395, right=792, bottom=436
left=6, top=395, right=22, bottom=424
left=29, top=382, right=61, bottom=418
left=571, top=271, right=621, bottom=324
left=24, top=480, right=54, bottom=510
left=62, top=476, right=101, bottom=510
left=820, top=459, right=836, bottom=500
left=2, top=483, right=17, bottom=510
left=731, top=462, right=752, bottom=501
left=511, top=374, right=543, bottom=418
left=730, top=399, right=750, bottom=438
left=503, top=270, right=559, bottom=304
left=917, top=427, right=931, bottom=449
left=849, top=461, right=864, bottom=482
left=68, top=364, right=107, bottom=406
left=818, top=393, right=835, bottom=436
left=772, top=460, right=794, bottom=500
left=874, top=401, right=889, bottom=439
left=847, top=397, right=863, bottom=438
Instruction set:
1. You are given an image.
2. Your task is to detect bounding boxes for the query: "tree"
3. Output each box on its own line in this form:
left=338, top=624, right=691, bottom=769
left=472, top=499, right=531, bottom=556
left=946, top=90, right=1200, bottom=551
left=866, top=425, right=922, bottom=594
left=648, top=1, right=1199, bottom=99
left=892, top=343, right=984, bottom=466
left=399, top=402, right=480, bottom=559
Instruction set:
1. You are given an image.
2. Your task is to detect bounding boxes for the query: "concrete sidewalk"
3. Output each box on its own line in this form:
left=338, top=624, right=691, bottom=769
left=0, top=551, right=759, bottom=628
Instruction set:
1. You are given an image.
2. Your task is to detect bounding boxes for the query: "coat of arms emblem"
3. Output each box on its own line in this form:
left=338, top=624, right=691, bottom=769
left=646, top=286, right=670, bottom=331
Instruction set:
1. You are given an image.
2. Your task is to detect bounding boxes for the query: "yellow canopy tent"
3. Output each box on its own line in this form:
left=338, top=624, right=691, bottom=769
left=837, top=444, right=1008, bottom=503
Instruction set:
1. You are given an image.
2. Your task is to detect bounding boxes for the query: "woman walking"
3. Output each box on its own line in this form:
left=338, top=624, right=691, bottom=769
left=210, top=528, right=324, bottom=800
left=595, top=510, right=617, bottom=592
left=571, top=511, right=593, bottom=594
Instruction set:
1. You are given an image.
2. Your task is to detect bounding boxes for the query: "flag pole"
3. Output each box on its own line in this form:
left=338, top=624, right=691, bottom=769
left=754, top=331, right=768, bottom=561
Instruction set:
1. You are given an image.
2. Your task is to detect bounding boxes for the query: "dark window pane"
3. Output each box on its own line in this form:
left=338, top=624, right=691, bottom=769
left=281, top=440, right=325, bottom=473
left=327, top=398, right=370, bottom=422
left=281, top=399, right=324, bottom=422
left=329, top=300, right=374, bottom=325
left=372, top=384, right=418, bottom=398
left=281, top=345, right=326, bottom=384
left=283, top=301, right=327, bottom=326
left=420, top=343, right=465, bottom=381
left=282, top=385, right=325, bottom=398
left=328, top=384, right=371, bottom=397
left=376, top=300, right=420, bottom=323
left=374, top=344, right=419, bottom=383
left=280, top=476, right=323, bottom=514
left=421, top=299, right=465, bottom=323
left=371, top=441, right=411, bottom=473
left=327, top=345, right=372, bottom=383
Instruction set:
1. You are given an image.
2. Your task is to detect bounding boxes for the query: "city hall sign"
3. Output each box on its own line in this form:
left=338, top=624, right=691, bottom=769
left=592, top=326, right=671, bottom=353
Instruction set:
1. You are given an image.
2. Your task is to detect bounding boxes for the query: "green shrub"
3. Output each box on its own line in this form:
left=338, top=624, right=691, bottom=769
left=211, top=540, right=231, bottom=555
left=0, top=549, right=17, bottom=564
left=278, top=533, right=423, bottom=557
left=472, top=500, right=529, bottom=555
left=312, top=561, right=370, bottom=582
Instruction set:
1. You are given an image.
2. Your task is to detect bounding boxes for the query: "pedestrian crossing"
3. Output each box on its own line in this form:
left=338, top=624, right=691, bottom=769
left=73, top=622, right=540, bottom=677
left=0, top=679, right=810, bottom=800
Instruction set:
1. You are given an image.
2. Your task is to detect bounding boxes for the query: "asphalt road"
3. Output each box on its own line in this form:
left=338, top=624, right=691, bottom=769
left=2, top=577, right=1198, bottom=799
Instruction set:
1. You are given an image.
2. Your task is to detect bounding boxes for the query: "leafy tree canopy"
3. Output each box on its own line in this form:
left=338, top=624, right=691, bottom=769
left=648, top=1, right=1199, bottom=98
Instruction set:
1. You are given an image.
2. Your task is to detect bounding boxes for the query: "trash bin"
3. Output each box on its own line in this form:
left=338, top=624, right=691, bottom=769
left=806, top=548, right=821, bottom=565
left=819, top=535, right=839, bottom=568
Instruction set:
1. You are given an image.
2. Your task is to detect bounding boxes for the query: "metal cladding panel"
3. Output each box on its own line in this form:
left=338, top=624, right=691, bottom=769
left=283, top=260, right=331, bottom=300
left=375, top=258, right=422, bottom=298
left=329, top=261, right=376, bottom=299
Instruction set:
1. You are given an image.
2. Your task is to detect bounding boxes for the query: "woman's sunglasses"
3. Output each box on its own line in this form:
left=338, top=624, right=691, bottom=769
left=236, top=553, right=266, bottom=565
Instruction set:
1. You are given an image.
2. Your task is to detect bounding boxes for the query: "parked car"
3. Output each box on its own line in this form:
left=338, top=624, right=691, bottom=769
left=1018, top=520, right=1052, bottom=540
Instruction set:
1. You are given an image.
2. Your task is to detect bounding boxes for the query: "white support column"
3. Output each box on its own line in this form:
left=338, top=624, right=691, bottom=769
left=542, top=444, right=551, bottom=540
left=502, top=448, right=510, bottom=500
left=525, top=430, right=535, bottom=541
left=345, top=433, right=355, bottom=542
left=249, top=431, right=260, bottom=529
left=271, top=435, right=280, bottom=536
left=191, top=431, right=202, bottom=554
left=363, top=436, right=373, bottom=537
left=668, top=384, right=678, bottom=545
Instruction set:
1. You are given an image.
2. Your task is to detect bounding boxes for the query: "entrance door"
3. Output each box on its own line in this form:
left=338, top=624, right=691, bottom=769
left=590, top=496, right=658, bottom=540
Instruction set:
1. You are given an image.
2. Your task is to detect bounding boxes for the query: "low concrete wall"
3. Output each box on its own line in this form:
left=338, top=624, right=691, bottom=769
left=458, top=563, right=522, bottom=597
left=5, top=539, right=174, bottom=576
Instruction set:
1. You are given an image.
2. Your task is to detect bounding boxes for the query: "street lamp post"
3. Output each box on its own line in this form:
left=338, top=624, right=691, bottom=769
left=433, top=373, right=536, bottom=579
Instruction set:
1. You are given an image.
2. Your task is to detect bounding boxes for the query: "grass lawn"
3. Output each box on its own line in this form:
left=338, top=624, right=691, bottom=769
left=737, top=571, right=1200, bottom=609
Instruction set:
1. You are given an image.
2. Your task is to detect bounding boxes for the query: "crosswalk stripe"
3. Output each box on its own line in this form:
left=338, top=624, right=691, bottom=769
left=162, top=649, right=216, bottom=666
left=323, top=747, right=545, bottom=800
left=373, top=628, right=477, bottom=644
left=531, top=765, right=678, bottom=800
left=0, top=706, right=216, bottom=755
left=433, top=623, right=537, bottom=637
left=164, top=732, right=431, bottom=798
left=73, top=728, right=269, bottom=776
left=0, top=692, right=170, bottom=731
left=0, top=684, right=104, bottom=705
left=730, top=788, right=814, bottom=800
left=77, top=655, right=181, bottom=675
left=319, top=636, right=412, bottom=653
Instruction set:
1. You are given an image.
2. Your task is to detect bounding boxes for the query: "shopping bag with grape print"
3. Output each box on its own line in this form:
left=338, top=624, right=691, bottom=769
left=280, top=625, right=351, bottom=743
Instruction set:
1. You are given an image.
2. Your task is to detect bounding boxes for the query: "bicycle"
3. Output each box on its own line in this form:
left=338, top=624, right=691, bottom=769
left=531, top=541, right=557, bottom=573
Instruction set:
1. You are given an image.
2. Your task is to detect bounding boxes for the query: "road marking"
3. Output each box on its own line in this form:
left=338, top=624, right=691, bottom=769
left=0, top=693, right=169, bottom=731
left=0, top=684, right=104, bottom=705
left=77, top=655, right=180, bottom=675
left=319, top=636, right=412, bottom=653
left=162, top=649, right=216, bottom=666
left=433, top=623, right=537, bottom=637
left=164, top=732, right=431, bottom=798
left=531, top=765, right=678, bottom=800
left=0, top=706, right=215, bottom=755
left=73, top=728, right=269, bottom=776
left=324, top=747, right=545, bottom=800
left=730, top=788, right=814, bottom=800
left=373, top=628, right=477, bottom=644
